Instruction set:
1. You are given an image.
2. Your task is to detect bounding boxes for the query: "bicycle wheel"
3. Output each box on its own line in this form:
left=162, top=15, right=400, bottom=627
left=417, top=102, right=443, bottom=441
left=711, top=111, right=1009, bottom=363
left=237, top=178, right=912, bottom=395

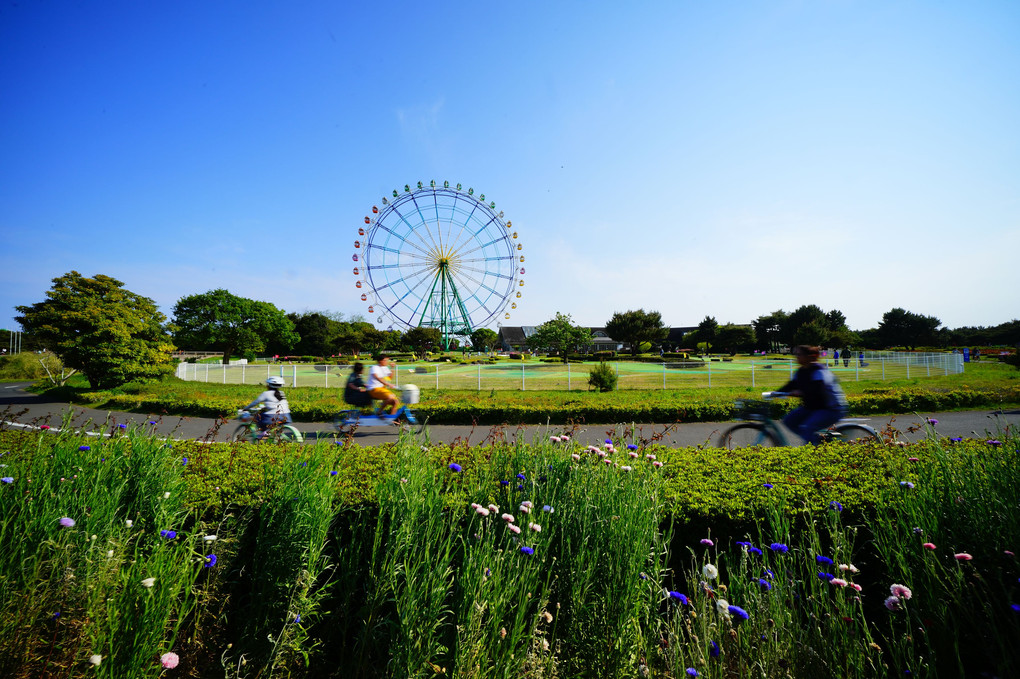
left=833, top=423, right=878, bottom=444
left=230, top=424, right=252, bottom=443
left=718, top=423, right=779, bottom=449
left=278, top=425, right=303, bottom=443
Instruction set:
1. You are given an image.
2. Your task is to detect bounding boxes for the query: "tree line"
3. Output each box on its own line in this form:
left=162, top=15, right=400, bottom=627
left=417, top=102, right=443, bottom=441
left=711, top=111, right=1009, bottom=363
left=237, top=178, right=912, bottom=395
left=11, top=271, right=1020, bottom=389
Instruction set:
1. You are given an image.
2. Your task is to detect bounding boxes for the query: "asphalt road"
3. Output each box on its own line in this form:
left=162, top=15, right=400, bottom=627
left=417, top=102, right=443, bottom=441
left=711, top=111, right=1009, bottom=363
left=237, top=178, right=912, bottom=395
left=1, top=382, right=1016, bottom=448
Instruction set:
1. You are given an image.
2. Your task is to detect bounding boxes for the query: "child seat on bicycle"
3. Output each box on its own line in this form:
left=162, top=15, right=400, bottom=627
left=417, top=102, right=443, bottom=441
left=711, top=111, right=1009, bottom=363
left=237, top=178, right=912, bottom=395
left=777, top=345, right=848, bottom=445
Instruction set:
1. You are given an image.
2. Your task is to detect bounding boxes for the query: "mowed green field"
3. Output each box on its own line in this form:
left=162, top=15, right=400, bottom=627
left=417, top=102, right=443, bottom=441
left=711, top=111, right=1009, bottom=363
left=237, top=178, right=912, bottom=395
left=179, top=354, right=963, bottom=392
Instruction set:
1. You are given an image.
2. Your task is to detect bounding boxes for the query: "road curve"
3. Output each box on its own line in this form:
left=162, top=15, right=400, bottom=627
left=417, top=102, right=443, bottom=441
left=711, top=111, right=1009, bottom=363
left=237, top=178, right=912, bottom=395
left=1, top=382, right=1016, bottom=449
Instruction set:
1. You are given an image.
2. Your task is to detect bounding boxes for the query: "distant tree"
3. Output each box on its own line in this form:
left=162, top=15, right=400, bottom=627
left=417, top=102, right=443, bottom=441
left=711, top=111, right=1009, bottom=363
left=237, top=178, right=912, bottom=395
left=692, top=316, right=719, bottom=354
left=526, top=312, right=593, bottom=361
left=288, top=312, right=339, bottom=357
left=716, top=323, right=756, bottom=354
left=172, top=289, right=299, bottom=363
left=782, top=305, right=826, bottom=343
left=470, top=328, right=499, bottom=353
left=825, top=309, right=847, bottom=331
left=752, top=310, right=789, bottom=352
left=792, top=319, right=829, bottom=347
left=876, top=308, right=942, bottom=350
left=404, top=326, right=443, bottom=357
left=604, top=309, right=669, bottom=356
left=381, top=329, right=405, bottom=352
left=15, top=271, right=176, bottom=389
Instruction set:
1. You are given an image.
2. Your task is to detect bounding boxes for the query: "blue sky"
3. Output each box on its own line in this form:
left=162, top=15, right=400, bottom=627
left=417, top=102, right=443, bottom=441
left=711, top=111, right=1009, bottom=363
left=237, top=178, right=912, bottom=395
left=2, top=1, right=1018, bottom=335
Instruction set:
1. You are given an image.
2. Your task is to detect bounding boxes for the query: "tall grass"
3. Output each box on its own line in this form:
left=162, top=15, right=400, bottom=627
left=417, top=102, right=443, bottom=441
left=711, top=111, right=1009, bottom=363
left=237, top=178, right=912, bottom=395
left=1, top=421, right=1018, bottom=677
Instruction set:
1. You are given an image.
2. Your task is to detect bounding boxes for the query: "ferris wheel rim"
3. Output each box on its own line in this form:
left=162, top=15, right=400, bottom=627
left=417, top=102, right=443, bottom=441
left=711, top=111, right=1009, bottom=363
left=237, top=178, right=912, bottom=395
left=353, top=183, right=524, bottom=332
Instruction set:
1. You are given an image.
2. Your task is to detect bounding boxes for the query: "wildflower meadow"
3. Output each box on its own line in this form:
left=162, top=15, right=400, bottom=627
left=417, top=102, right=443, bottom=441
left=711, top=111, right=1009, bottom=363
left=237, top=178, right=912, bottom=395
left=0, top=417, right=1017, bottom=678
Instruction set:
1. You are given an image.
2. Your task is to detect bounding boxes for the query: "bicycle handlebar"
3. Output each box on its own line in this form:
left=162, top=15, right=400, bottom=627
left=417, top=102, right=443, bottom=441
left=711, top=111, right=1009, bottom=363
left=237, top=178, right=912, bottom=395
left=762, top=391, right=790, bottom=399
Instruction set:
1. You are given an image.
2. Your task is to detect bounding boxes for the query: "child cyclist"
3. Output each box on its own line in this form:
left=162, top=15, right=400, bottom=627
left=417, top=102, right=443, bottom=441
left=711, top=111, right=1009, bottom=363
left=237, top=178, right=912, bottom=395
left=366, top=353, right=400, bottom=417
left=244, top=376, right=293, bottom=431
left=775, top=345, right=848, bottom=445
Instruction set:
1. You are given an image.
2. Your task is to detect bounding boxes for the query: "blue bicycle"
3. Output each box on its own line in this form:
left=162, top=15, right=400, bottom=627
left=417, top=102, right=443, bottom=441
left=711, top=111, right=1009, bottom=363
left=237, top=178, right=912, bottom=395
left=333, top=384, right=425, bottom=436
left=717, top=392, right=878, bottom=449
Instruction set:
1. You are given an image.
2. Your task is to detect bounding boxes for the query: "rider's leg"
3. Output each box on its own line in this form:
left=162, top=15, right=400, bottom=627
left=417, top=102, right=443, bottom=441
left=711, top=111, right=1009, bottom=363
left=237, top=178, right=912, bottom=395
left=784, top=408, right=842, bottom=445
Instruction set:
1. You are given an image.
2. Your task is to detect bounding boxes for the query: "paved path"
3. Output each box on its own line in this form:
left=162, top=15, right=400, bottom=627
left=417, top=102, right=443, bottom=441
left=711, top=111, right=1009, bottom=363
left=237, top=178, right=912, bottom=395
left=1, top=382, right=1016, bottom=448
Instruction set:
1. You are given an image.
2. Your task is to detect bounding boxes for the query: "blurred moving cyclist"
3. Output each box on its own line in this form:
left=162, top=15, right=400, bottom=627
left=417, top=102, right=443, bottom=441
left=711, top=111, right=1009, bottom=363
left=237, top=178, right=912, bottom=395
left=776, top=345, right=848, bottom=445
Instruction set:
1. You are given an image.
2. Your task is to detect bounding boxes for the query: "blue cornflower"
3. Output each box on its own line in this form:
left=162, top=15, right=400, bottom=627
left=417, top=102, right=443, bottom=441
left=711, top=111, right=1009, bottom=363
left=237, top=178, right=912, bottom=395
left=516, top=473, right=526, bottom=480
left=735, top=541, right=752, bottom=549
left=763, top=483, right=774, bottom=489
left=686, top=669, right=700, bottom=677
left=639, top=572, right=648, bottom=580
left=118, top=424, right=127, bottom=429
left=448, top=463, right=463, bottom=472
left=627, top=444, right=638, bottom=451
left=949, top=437, right=962, bottom=443
left=160, top=530, right=177, bottom=540
left=763, top=568, right=774, bottom=578
left=517, top=484, right=524, bottom=491
left=1009, top=603, right=1020, bottom=613
left=520, top=546, right=534, bottom=556
left=182, top=458, right=188, bottom=466
left=728, top=605, right=749, bottom=620
left=769, top=543, right=789, bottom=553
left=748, top=546, right=763, bottom=556
left=758, top=578, right=772, bottom=590
left=330, top=471, right=338, bottom=476
left=1, top=477, right=13, bottom=484
left=709, top=640, right=720, bottom=658
left=542, top=505, right=553, bottom=513
left=500, top=480, right=509, bottom=486
left=79, top=445, right=90, bottom=451
left=668, top=591, right=689, bottom=605
left=829, top=500, right=843, bottom=512
left=293, top=614, right=301, bottom=624
left=899, top=481, right=915, bottom=489
left=204, top=554, right=217, bottom=568
left=52, top=611, right=61, bottom=619
left=605, top=439, right=613, bottom=444
left=299, top=462, right=307, bottom=467
left=816, top=555, right=834, bottom=566
left=148, top=421, right=157, bottom=425
left=817, top=572, right=834, bottom=581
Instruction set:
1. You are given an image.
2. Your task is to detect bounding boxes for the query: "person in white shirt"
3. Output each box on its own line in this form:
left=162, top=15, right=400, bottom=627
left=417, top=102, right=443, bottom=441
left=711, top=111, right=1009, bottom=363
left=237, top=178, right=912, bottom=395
left=244, top=376, right=292, bottom=429
left=366, top=354, right=400, bottom=416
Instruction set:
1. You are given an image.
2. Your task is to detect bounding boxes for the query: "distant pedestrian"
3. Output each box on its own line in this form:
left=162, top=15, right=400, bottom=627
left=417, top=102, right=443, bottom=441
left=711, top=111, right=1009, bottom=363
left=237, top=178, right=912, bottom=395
left=833, top=349, right=839, bottom=367
left=843, top=349, right=850, bottom=367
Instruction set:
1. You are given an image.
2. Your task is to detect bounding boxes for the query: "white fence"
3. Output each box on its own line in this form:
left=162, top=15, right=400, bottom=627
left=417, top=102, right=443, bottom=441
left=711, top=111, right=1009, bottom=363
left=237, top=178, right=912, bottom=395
left=176, top=351, right=964, bottom=391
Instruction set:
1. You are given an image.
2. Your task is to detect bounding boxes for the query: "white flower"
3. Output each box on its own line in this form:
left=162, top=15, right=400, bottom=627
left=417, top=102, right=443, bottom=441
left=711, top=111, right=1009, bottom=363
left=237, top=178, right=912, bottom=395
left=702, top=563, right=719, bottom=580
left=88, top=654, right=102, bottom=666
left=529, top=522, right=542, bottom=532
left=125, top=519, right=133, bottom=528
left=621, top=466, right=632, bottom=472
left=716, top=598, right=730, bottom=617
left=501, top=513, right=515, bottom=523
left=141, top=577, right=156, bottom=588
left=475, top=507, right=490, bottom=516
left=203, top=535, right=217, bottom=542
left=162, top=492, right=171, bottom=499
left=106, top=550, right=114, bottom=558
left=487, top=504, right=499, bottom=514
left=518, top=504, right=531, bottom=514
left=90, top=534, right=97, bottom=541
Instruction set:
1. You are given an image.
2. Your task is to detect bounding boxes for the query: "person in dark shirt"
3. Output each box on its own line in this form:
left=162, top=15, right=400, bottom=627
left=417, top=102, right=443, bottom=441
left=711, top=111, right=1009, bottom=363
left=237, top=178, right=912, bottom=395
left=344, top=363, right=372, bottom=407
left=777, top=345, right=848, bottom=445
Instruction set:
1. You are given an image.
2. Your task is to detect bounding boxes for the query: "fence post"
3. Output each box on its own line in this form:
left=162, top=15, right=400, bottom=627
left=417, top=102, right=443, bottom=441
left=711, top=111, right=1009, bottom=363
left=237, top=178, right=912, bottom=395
left=242, top=363, right=245, bottom=384
left=205, top=364, right=209, bottom=382
left=906, top=361, right=910, bottom=379
left=751, top=360, right=755, bottom=388
left=325, top=366, right=328, bottom=388
left=477, top=364, right=481, bottom=391
left=662, top=362, right=666, bottom=390
left=522, top=361, right=525, bottom=391
left=292, top=365, right=297, bottom=387
left=568, top=362, right=571, bottom=391
left=926, top=356, right=931, bottom=377
left=855, top=359, right=859, bottom=381
left=436, top=364, right=440, bottom=390
left=882, top=357, right=885, bottom=380
left=708, top=361, right=711, bottom=388
left=223, top=364, right=226, bottom=384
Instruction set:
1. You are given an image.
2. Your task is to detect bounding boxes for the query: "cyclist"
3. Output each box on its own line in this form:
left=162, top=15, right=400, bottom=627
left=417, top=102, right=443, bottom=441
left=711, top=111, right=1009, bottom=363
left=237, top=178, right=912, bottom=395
left=367, top=353, right=400, bottom=417
left=343, top=362, right=372, bottom=407
left=244, top=376, right=293, bottom=431
left=776, top=345, right=848, bottom=445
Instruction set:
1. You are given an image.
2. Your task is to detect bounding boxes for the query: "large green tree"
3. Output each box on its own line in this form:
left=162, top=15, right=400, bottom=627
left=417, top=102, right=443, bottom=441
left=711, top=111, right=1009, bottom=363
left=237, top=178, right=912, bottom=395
left=470, top=328, right=499, bottom=353
left=526, top=312, right=593, bottom=361
left=716, top=323, right=756, bottom=354
left=752, top=310, right=789, bottom=352
left=876, top=308, right=942, bottom=350
left=172, top=289, right=299, bottom=363
left=404, top=326, right=443, bottom=357
left=604, top=309, right=669, bottom=356
left=692, top=316, right=719, bottom=354
left=15, top=271, right=176, bottom=389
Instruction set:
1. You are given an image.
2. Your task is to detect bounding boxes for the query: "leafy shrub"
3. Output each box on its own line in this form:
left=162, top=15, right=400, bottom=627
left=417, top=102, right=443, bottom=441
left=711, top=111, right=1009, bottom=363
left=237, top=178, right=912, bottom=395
left=588, top=361, right=618, bottom=392
left=593, top=350, right=616, bottom=360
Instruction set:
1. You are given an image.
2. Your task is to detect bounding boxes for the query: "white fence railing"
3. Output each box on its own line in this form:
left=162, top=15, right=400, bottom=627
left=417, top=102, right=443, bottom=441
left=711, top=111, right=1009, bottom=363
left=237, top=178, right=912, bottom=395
left=175, top=351, right=964, bottom=391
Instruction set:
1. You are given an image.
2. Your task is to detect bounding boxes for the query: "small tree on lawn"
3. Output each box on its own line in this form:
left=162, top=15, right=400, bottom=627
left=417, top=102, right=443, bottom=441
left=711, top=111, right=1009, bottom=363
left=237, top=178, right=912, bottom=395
left=405, top=326, right=443, bottom=358
left=470, top=328, right=499, bottom=354
left=15, top=271, right=176, bottom=389
left=526, top=312, right=593, bottom=362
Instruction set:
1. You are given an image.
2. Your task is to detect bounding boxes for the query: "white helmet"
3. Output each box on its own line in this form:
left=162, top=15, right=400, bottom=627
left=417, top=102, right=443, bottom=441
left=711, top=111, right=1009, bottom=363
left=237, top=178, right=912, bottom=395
left=266, top=376, right=285, bottom=388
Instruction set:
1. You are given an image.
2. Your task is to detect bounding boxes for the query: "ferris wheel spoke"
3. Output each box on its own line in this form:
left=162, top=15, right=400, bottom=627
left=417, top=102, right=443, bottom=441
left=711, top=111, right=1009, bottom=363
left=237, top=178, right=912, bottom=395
left=449, top=268, right=511, bottom=307
left=453, top=261, right=513, bottom=281
left=390, top=204, right=444, bottom=257
left=372, top=221, right=434, bottom=259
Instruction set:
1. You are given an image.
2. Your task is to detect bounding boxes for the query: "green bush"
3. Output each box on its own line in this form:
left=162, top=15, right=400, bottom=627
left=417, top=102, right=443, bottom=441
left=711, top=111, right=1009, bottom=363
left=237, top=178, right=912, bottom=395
left=587, top=361, right=618, bottom=392
left=592, top=350, right=616, bottom=360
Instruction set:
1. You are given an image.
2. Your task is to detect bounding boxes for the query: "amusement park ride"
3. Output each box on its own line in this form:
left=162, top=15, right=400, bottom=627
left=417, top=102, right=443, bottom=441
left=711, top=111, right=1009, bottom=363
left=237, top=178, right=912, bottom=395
left=352, top=181, right=524, bottom=349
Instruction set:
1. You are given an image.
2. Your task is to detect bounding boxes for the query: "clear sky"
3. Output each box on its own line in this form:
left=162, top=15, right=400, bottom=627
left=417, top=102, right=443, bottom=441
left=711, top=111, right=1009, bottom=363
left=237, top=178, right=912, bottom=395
left=2, top=1, right=1018, bottom=335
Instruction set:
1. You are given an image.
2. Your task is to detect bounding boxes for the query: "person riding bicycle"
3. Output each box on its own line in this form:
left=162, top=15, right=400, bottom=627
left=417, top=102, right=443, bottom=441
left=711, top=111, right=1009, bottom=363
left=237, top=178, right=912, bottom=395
left=244, top=376, right=293, bottom=431
left=343, top=362, right=372, bottom=408
left=366, top=353, right=400, bottom=417
left=776, top=345, right=848, bottom=445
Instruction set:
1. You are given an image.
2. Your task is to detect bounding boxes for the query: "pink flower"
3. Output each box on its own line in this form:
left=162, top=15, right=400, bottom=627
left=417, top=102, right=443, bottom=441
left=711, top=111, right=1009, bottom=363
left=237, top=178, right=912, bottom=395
left=850, top=583, right=863, bottom=592
left=549, top=436, right=561, bottom=443
left=508, top=524, right=521, bottom=534
left=1005, top=551, right=1015, bottom=558
left=561, top=435, right=570, bottom=441
left=161, top=652, right=180, bottom=669
left=954, top=553, right=973, bottom=561
left=884, top=596, right=902, bottom=611
left=528, top=522, right=541, bottom=532
left=908, top=457, right=919, bottom=462
left=501, top=513, right=515, bottom=523
left=646, top=454, right=657, bottom=461
left=830, top=578, right=848, bottom=587
left=890, top=584, right=912, bottom=600
left=621, top=465, right=632, bottom=472
left=700, top=538, right=714, bottom=546
left=922, top=542, right=936, bottom=550
left=629, top=452, right=638, bottom=459
left=571, top=453, right=580, bottom=461
left=652, top=461, right=663, bottom=468
left=487, top=504, right=499, bottom=513
left=475, top=507, right=490, bottom=516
